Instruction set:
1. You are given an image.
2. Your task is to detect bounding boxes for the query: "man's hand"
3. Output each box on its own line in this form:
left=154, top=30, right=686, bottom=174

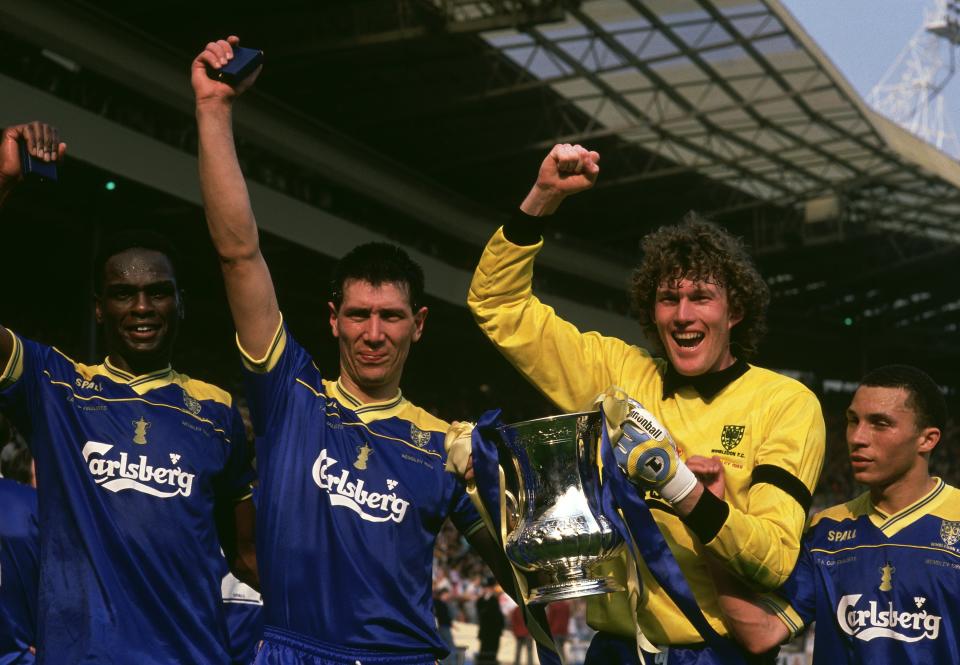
left=613, top=402, right=698, bottom=505
left=444, top=421, right=475, bottom=483
left=0, top=121, right=66, bottom=196
left=520, top=143, right=600, bottom=216
left=191, top=36, right=261, bottom=108
left=686, top=455, right=726, bottom=499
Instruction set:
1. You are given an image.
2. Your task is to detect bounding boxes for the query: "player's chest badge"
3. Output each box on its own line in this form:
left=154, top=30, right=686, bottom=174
left=354, top=443, right=373, bottom=470
left=410, top=424, right=431, bottom=449
left=720, top=425, right=745, bottom=451
left=132, top=416, right=151, bottom=445
left=940, top=519, right=960, bottom=546
left=183, top=391, right=202, bottom=415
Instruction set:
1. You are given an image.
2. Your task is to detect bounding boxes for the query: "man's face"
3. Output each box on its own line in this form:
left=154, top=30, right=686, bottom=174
left=846, top=386, right=937, bottom=487
left=329, top=279, right=427, bottom=401
left=95, top=248, right=181, bottom=372
left=653, top=277, right=741, bottom=376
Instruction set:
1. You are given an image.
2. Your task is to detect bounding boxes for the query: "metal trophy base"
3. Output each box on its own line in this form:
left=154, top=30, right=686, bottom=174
left=527, top=576, right=625, bottom=605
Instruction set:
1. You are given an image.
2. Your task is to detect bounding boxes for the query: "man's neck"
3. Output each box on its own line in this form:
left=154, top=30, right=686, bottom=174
left=871, top=469, right=937, bottom=515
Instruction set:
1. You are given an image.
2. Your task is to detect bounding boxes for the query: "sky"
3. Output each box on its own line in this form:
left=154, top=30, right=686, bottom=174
left=780, top=0, right=932, bottom=96
left=780, top=0, right=960, bottom=150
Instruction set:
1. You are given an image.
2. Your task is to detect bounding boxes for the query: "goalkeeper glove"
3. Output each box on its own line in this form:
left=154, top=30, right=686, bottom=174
left=613, top=403, right=698, bottom=505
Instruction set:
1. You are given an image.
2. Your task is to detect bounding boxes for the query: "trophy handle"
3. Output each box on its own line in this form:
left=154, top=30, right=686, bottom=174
left=503, top=488, right=521, bottom=532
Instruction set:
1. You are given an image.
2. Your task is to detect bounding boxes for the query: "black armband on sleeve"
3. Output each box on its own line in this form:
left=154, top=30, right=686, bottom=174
left=503, top=209, right=546, bottom=246
left=681, top=488, right=730, bottom=544
left=750, top=464, right=813, bottom=514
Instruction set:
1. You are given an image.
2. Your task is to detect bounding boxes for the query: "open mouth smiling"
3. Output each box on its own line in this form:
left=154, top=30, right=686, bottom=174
left=673, top=331, right=705, bottom=348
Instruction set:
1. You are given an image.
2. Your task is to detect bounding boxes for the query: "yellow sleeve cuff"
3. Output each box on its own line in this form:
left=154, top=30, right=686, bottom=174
left=0, top=330, right=25, bottom=389
left=236, top=314, right=286, bottom=374
left=756, top=592, right=805, bottom=639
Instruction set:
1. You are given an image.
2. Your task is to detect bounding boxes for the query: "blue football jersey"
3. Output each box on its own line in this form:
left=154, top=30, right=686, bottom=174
left=240, top=324, right=482, bottom=656
left=776, top=479, right=960, bottom=664
left=0, top=333, right=252, bottom=664
left=0, top=478, right=38, bottom=665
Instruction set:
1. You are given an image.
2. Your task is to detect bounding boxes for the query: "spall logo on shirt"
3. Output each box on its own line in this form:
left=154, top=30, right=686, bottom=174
left=82, top=441, right=195, bottom=498
left=312, top=448, right=409, bottom=524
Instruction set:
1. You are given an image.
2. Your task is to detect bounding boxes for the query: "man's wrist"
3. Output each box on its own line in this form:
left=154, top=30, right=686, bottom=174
left=519, top=185, right=564, bottom=216
left=660, top=462, right=698, bottom=505
left=195, top=96, right=235, bottom=117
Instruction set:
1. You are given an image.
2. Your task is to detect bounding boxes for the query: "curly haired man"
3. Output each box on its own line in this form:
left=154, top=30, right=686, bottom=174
left=467, top=144, right=826, bottom=664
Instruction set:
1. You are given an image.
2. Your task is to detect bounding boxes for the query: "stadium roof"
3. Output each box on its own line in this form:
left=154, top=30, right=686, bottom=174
left=1, top=0, right=958, bottom=381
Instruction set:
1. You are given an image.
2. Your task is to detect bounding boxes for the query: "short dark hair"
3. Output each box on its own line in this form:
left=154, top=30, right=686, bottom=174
left=859, top=365, right=948, bottom=432
left=330, top=242, right=425, bottom=311
left=1, top=439, right=33, bottom=485
left=630, top=213, right=770, bottom=360
left=93, top=230, right=181, bottom=295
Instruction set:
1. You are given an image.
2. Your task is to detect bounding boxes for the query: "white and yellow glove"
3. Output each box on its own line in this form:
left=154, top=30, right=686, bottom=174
left=614, top=402, right=697, bottom=505
left=444, top=421, right=475, bottom=479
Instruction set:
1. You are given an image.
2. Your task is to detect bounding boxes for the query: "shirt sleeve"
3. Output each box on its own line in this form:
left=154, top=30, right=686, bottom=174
left=448, top=479, right=484, bottom=537
left=468, top=227, right=642, bottom=412
left=214, top=404, right=256, bottom=503
left=762, top=542, right=816, bottom=636
left=683, top=387, right=826, bottom=590
left=237, top=316, right=312, bottom=436
left=0, top=332, right=40, bottom=440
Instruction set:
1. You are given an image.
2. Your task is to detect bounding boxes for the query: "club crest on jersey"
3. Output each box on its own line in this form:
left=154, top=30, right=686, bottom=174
left=82, top=441, right=195, bottom=498
left=720, top=425, right=745, bottom=451
left=312, top=448, right=409, bottom=523
left=354, top=443, right=372, bottom=470
left=132, top=417, right=151, bottom=445
left=410, top=424, right=431, bottom=449
left=182, top=391, right=202, bottom=415
left=939, top=519, right=960, bottom=546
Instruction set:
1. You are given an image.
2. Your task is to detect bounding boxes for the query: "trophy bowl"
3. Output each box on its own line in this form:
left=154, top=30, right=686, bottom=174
left=498, top=410, right=624, bottom=604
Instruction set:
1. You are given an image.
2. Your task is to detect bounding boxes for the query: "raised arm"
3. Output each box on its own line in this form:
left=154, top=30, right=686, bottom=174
left=0, top=122, right=67, bottom=369
left=192, top=37, right=280, bottom=358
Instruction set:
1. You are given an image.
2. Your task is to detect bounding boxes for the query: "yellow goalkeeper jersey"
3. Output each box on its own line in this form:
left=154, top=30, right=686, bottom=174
left=468, top=227, right=825, bottom=645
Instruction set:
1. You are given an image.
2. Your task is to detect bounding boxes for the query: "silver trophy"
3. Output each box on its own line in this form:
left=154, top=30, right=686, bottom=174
left=497, top=410, right=624, bottom=604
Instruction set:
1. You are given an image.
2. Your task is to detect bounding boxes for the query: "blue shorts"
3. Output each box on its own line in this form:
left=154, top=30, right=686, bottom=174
left=254, top=626, right=440, bottom=665
left=584, top=631, right=776, bottom=665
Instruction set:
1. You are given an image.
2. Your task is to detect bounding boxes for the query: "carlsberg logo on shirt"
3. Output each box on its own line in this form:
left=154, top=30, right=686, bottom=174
left=312, top=448, right=409, bottom=523
left=82, top=441, right=195, bottom=498
left=837, top=594, right=942, bottom=642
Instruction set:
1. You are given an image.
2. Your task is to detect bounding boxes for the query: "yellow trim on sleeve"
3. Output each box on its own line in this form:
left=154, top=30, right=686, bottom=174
left=0, top=330, right=25, bottom=389
left=757, top=593, right=805, bottom=639
left=237, top=314, right=286, bottom=374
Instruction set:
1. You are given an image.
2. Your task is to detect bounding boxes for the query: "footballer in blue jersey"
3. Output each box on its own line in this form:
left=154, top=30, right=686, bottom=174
left=241, top=326, right=482, bottom=658
left=716, top=365, right=957, bottom=664
left=0, top=476, right=38, bottom=664
left=0, top=124, right=257, bottom=664
left=193, top=36, right=519, bottom=664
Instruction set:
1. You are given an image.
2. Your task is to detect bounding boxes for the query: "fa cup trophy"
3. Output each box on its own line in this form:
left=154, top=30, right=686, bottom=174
left=497, top=410, right=624, bottom=604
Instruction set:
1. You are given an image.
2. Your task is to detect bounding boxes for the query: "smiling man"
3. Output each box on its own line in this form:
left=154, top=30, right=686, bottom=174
left=715, top=364, right=956, bottom=664
left=0, top=123, right=255, bottom=663
left=468, top=144, right=825, bottom=664
left=192, top=37, right=504, bottom=665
